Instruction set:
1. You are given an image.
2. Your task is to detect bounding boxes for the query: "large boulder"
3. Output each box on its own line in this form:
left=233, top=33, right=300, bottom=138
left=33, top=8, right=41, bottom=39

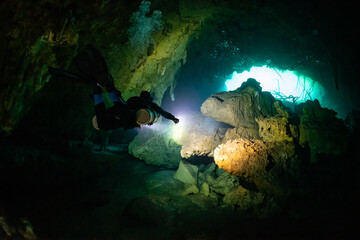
left=128, top=125, right=182, bottom=168
left=173, top=160, right=199, bottom=185
left=213, top=138, right=298, bottom=194
left=205, top=169, right=239, bottom=195
left=170, top=160, right=240, bottom=197
left=200, top=79, right=277, bottom=129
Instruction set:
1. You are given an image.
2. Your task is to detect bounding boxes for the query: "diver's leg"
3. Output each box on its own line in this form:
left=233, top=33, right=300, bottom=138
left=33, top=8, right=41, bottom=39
left=99, top=130, right=111, bottom=151
left=93, top=86, right=107, bottom=129
left=109, top=88, right=128, bottom=113
left=97, top=74, right=115, bottom=92
left=93, top=86, right=124, bottom=130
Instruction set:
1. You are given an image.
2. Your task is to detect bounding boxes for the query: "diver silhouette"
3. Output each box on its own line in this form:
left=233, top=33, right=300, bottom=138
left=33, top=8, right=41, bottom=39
left=49, top=45, right=179, bottom=130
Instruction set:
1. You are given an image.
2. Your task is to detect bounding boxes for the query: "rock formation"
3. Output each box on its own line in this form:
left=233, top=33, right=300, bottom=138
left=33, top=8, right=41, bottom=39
left=168, top=78, right=348, bottom=197
left=296, top=100, right=348, bottom=162
left=128, top=125, right=182, bottom=168
left=173, top=160, right=199, bottom=185
left=129, top=77, right=348, bottom=181
left=201, top=78, right=276, bottom=130
left=223, top=185, right=266, bottom=214
left=179, top=79, right=296, bottom=158
left=214, top=138, right=298, bottom=194
left=179, top=113, right=229, bottom=158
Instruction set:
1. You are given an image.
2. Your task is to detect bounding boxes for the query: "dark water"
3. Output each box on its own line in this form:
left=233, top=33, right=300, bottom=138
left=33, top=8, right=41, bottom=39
left=1, top=142, right=358, bottom=239
left=0, top=143, right=162, bottom=239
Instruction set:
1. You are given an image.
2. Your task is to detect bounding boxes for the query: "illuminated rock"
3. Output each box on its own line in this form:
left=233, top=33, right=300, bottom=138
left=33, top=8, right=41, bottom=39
left=181, top=84, right=296, bottom=159
left=256, top=116, right=297, bottom=142
left=214, top=139, right=267, bottom=177
left=182, top=183, right=200, bottom=195
left=128, top=127, right=182, bottom=168
left=180, top=113, right=229, bottom=158
left=173, top=160, right=199, bottom=185
left=205, top=169, right=239, bottom=195
left=129, top=113, right=230, bottom=167
left=221, top=127, right=259, bottom=143
left=199, top=182, right=210, bottom=196
left=196, top=163, right=239, bottom=195
left=201, top=80, right=276, bottom=129
left=214, top=138, right=298, bottom=193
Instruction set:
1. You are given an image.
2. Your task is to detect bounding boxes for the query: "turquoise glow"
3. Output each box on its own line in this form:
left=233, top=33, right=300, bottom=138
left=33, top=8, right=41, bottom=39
left=225, top=66, right=324, bottom=103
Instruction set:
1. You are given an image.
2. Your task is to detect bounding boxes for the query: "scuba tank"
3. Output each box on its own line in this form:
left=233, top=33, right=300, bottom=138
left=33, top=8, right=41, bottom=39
left=135, top=108, right=160, bottom=125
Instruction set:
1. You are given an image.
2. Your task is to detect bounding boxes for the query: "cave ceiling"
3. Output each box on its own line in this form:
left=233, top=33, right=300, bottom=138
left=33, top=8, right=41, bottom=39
left=0, top=0, right=358, bottom=136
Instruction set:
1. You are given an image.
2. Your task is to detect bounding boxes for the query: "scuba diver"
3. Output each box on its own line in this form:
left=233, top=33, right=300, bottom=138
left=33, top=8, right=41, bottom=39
left=49, top=45, right=179, bottom=131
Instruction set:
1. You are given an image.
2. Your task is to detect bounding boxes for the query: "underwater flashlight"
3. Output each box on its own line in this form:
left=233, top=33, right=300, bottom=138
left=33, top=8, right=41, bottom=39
left=136, top=108, right=160, bottom=125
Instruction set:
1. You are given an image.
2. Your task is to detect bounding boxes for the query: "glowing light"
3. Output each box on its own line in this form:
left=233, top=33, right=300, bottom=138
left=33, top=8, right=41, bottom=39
left=171, top=115, right=185, bottom=144
left=225, top=65, right=324, bottom=103
left=138, top=112, right=186, bottom=145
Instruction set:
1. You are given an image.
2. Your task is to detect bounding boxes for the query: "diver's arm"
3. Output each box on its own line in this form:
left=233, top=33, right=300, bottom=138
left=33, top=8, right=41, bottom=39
left=149, top=102, right=179, bottom=123
left=108, top=89, right=126, bottom=105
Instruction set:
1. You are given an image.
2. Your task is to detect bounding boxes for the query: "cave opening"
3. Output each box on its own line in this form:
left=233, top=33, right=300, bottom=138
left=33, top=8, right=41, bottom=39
left=162, top=10, right=358, bottom=119
left=225, top=66, right=325, bottom=110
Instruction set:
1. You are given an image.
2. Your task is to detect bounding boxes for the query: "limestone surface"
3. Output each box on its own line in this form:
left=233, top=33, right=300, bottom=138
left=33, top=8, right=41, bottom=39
left=179, top=113, right=229, bottom=158
left=205, top=169, right=239, bottom=195
left=223, top=185, right=265, bottom=213
left=173, top=160, right=199, bottom=185
left=180, top=81, right=296, bottom=161
left=297, top=100, right=348, bottom=162
left=256, top=116, right=296, bottom=142
left=128, top=126, right=182, bottom=168
left=200, top=81, right=276, bottom=128
left=214, top=138, right=297, bottom=193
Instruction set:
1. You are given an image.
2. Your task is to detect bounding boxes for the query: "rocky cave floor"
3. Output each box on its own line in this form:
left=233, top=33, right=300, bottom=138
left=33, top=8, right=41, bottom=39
left=0, top=140, right=358, bottom=240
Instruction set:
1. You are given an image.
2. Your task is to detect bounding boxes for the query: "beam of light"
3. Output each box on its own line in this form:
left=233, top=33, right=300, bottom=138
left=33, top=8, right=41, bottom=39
left=137, top=113, right=186, bottom=145
left=171, top=115, right=185, bottom=144
left=225, top=65, right=324, bottom=103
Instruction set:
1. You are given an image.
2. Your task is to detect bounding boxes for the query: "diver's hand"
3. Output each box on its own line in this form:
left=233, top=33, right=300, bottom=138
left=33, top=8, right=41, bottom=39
left=173, top=118, right=179, bottom=124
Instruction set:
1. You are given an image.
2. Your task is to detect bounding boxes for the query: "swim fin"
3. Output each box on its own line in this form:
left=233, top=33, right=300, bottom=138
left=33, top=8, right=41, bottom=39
left=49, top=45, right=115, bottom=90
left=73, top=45, right=109, bottom=85
left=48, top=66, right=98, bottom=86
left=48, top=67, right=81, bottom=81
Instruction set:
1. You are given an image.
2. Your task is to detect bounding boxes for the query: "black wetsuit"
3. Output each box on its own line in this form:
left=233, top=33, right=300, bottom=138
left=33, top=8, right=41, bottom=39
left=94, top=91, right=177, bottom=130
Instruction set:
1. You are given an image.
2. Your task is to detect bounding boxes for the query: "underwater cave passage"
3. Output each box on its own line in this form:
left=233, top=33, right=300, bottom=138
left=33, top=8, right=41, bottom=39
left=1, top=0, right=359, bottom=239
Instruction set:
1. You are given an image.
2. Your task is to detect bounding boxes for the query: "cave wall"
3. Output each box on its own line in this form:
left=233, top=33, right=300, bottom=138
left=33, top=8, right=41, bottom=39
left=0, top=0, right=211, bottom=141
